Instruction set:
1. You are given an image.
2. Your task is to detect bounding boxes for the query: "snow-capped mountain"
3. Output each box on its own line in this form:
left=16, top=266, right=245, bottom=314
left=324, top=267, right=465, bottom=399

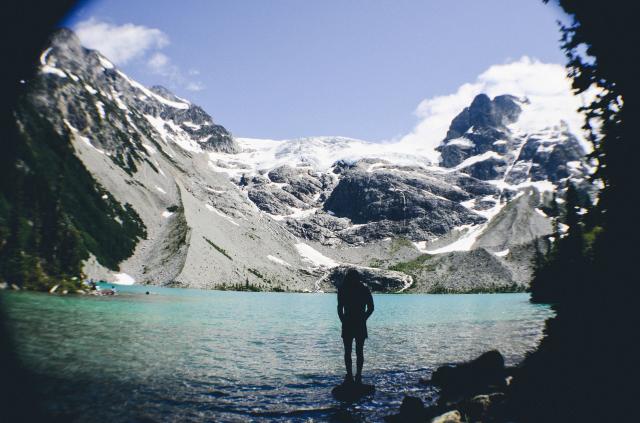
left=13, top=28, right=593, bottom=293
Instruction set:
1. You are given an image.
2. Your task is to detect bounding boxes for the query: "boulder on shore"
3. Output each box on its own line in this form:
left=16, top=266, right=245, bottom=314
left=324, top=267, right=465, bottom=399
left=384, top=396, right=429, bottom=423
left=319, top=264, right=412, bottom=293
left=428, top=350, right=507, bottom=402
left=430, top=410, right=462, bottom=423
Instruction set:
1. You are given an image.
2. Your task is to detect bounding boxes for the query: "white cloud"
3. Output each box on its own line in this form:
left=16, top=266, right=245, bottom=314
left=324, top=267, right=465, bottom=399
left=185, top=81, right=205, bottom=92
left=147, top=52, right=170, bottom=70
left=74, top=18, right=205, bottom=93
left=398, top=56, right=594, bottom=160
left=74, top=18, right=168, bottom=65
left=145, top=52, right=205, bottom=92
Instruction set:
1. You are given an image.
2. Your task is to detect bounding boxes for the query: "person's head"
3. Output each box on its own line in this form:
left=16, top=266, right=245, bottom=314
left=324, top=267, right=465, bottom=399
left=343, top=269, right=361, bottom=288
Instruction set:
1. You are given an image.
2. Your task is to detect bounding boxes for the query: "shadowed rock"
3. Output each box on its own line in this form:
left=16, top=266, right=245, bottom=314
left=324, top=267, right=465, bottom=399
left=331, top=382, right=375, bottom=402
left=428, top=350, right=507, bottom=402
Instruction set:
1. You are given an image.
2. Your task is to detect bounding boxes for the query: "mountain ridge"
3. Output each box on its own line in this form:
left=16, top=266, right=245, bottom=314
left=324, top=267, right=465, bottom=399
left=2, top=28, right=594, bottom=293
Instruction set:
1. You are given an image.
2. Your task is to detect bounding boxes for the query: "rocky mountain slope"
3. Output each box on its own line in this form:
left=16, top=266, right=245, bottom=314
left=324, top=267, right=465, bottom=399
left=10, top=28, right=593, bottom=293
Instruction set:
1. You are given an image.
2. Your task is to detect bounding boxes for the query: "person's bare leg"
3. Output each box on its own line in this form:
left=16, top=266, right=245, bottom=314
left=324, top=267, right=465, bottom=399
left=343, top=337, right=353, bottom=383
left=355, top=337, right=365, bottom=384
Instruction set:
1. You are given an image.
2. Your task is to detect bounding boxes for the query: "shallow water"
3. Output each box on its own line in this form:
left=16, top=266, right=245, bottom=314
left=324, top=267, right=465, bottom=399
left=1, top=286, right=553, bottom=422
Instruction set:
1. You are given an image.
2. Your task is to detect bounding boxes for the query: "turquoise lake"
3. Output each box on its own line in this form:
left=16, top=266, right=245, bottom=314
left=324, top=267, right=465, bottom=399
left=1, top=286, right=554, bottom=422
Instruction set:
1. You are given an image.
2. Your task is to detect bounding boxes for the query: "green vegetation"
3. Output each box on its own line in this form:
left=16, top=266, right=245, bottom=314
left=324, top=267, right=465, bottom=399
left=368, top=258, right=384, bottom=268
left=0, top=97, right=146, bottom=291
left=215, top=279, right=287, bottom=292
left=216, top=280, right=262, bottom=292
left=429, top=283, right=524, bottom=294
left=389, top=237, right=413, bottom=254
left=529, top=183, right=590, bottom=303
left=508, top=3, right=637, bottom=422
left=203, top=236, right=232, bottom=260
left=247, top=268, right=265, bottom=280
left=388, top=254, right=435, bottom=274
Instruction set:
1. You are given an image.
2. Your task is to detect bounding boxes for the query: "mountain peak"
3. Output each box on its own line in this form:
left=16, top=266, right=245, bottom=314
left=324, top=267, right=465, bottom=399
left=150, top=85, right=185, bottom=103
left=445, top=94, right=522, bottom=142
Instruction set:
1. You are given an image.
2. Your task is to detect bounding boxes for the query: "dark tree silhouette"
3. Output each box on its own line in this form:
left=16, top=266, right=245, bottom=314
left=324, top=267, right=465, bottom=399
left=508, top=1, right=639, bottom=422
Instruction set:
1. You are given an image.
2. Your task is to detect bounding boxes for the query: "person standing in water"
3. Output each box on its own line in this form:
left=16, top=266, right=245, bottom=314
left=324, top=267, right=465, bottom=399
left=337, top=269, right=374, bottom=385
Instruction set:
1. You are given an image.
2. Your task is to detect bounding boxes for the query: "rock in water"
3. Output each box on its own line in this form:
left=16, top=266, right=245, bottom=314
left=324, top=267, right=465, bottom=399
left=384, top=396, right=428, bottom=422
left=331, top=382, right=375, bottom=402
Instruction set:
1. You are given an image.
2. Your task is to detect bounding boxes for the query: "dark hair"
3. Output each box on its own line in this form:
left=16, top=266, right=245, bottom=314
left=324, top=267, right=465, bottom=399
left=344, top=269, right=360, bottom=285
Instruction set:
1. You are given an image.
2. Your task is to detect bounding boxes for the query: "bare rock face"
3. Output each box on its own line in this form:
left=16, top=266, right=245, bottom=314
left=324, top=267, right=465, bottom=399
left=472, top=188, right=553, bottom=251
left=438, top=94, right=522, bottom=170
left=16, top=28, right=593, bottom=293
left=436, top=94, right=589, bottom=184
left=18, top=28, right=314, bottom=291
left=390, top=249, right=522, bottom=293
left=33, top=28, right=239, bottom=167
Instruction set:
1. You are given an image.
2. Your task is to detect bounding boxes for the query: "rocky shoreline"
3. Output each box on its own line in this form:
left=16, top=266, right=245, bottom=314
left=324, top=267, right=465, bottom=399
left=383, top=350, right=517, bottom=423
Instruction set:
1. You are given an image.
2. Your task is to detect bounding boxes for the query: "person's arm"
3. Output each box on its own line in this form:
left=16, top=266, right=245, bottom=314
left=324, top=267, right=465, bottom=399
left=365, top=290, right=374, bottom=320
left=337, top=290, right=345, bottom=323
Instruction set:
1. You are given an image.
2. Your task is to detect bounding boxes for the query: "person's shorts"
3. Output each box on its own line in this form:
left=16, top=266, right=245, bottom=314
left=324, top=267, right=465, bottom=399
left=342, top=320, right=367, bottom=340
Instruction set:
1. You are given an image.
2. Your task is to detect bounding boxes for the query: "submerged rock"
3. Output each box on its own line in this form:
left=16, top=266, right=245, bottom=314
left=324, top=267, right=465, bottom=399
left=331, top=382, right=375, bottom=402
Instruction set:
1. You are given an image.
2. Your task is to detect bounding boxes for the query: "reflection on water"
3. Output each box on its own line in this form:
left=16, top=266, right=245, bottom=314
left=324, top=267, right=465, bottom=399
left=2, top=286, right=553, bottom=422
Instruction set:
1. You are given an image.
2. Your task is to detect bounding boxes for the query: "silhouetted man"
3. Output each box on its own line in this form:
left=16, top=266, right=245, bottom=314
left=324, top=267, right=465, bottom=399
left=337, top=269, right=374, bottom=385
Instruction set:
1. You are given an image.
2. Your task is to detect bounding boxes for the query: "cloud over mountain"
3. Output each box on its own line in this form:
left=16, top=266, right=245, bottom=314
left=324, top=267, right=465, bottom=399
left=74, top=18, right=204, bottom=92
left=399, top=56, right=594, bottom=157
left=74, top=18, right=169, bottom=65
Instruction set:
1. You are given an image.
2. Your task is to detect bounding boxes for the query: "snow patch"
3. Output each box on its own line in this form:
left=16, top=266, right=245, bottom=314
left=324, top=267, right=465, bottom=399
left=446, top=137, right=475, bottom=148
left=452, top=151, right=503, bottom=171
left=142, top=143, right=157, bottom=154
left=295, top=243, right=338, bottom=268
left=41, top=65, right=67, bottom=78
left=84, top=84, right=98, bottom=95
left=117, top=70, right=189, bottom=109
left=95, top=101, right=106, bottom=119
left=566, top=160, right=581, bottom=170
left=424, top=225, right=485, bottom=254
left=77, top=135, right=105, bottom=154
left=423, top=200, right=507, bottom=254
left=113, top=273, right=135, bottom=285
left=182, top=121, right=201, bottom=130
left=494, top=249, right=510, bottom=257
left=209, top=136, right=435, bottom=178
left=267, top=255, right=292, bottom=267
left=143, top=114, right=202, bottom=153
left=98, top=55, right=114, bottom=69
left=40, top=47, right=52, bottom=65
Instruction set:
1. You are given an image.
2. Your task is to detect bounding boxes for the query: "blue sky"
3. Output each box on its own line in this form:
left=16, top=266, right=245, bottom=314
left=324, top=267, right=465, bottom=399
left=62, top=0, right=570, bottom=141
